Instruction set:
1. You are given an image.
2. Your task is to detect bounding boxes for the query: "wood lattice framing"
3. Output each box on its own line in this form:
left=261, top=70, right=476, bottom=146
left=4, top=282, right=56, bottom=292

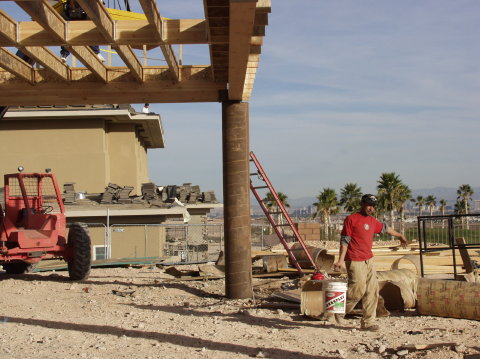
left=0, top=0, right=270, bottom=105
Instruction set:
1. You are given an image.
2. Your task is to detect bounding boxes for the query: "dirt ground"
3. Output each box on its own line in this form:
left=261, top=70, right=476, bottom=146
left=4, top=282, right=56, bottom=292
left=0, top=263, right=479, bottom=359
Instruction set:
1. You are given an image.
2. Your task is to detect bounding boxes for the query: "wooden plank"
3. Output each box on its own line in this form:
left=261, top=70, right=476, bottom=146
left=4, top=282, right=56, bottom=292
left=0, top=9, right=17, bottom=45
left=76, top=0, right=115, bottom=41
left=0, top=66, right=226, bottom=105
left=139, top=0, right=180, bottom=81
left=138, top=0, right=164, bottom=39
left=67, top=46, right=108, bottom=83
left=0, top=19, right=207, bottom=47
left=20, top=46, right=70, bottom=81
left=228, top=0, right=257, bottom=100
left=75, top=0, right=144, bottom=82
left=111, top=45, right=143, bottom=82
left=15, top=0, right=66, bottom=41
left=455, top=237, right=474, bottom=273
left=0, top=48, right=34, bottom=84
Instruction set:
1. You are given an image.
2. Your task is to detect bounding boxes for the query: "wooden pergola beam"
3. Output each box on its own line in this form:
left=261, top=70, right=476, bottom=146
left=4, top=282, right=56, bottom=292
left=139, top=0, right=180, bottom=81
left=228, top=0, right=257, bottom=100
left=0, top=48, right=34, bottom=85
left=67, top=46, right=108, bottom=83
left=15, top=0, right=66, bottom=42
left=0, top=9, right=17, bottom=45
left=20, top=46, right=70, bottom=81
left=0, top=66, right=225, bottom=105
left=75, top=0, right=144, bottom=82
left=0, top=19, right=207, bottom=47
left=112, top=45, right=143, bottom=82
left=75, top=0, right=115, bottom=41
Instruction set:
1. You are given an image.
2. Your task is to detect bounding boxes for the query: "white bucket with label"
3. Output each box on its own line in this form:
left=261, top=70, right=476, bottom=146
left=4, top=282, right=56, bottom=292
left=323, top=281, right=348, bottom=314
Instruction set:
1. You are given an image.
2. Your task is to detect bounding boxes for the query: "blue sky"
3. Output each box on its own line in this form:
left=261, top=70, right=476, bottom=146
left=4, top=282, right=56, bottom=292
left=2, top=1, right=480, bottom=200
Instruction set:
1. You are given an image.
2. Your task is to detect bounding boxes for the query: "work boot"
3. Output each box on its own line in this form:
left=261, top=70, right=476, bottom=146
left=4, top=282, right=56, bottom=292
left=360, top=324, right=379, bottom=332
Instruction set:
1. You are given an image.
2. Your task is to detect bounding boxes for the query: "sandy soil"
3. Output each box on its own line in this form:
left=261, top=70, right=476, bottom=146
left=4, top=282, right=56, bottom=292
left=0, top=265, right=479, bottom=359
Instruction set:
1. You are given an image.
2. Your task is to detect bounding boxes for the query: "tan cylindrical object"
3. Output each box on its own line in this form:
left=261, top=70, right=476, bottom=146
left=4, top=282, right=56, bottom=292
left=289, top=243, right=335, bottom=271
left=417, top=278, right=480, bottom=320
left=222, top=101, right=253, bottom=299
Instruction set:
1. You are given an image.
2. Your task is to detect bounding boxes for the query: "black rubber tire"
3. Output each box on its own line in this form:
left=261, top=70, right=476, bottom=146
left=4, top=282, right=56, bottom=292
left=3, top=262, right=35, bottom=274
left=67, top=223, right=92, bottom=281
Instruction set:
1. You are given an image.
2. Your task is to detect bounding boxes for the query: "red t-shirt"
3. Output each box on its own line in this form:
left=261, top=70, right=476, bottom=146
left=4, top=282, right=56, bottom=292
left=341, top=212, right=385, bottom=261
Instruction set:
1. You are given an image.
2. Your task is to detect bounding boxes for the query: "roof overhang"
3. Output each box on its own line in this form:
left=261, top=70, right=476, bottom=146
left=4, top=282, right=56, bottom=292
left=3, top=106, right=165, bottom=148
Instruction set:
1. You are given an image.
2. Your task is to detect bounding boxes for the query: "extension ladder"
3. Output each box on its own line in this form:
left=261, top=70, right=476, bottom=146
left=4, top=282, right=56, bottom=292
left=249, top=151, right=318, bottom=275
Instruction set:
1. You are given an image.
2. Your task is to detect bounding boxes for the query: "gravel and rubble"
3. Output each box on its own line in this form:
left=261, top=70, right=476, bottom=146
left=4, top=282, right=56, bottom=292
left=0, top=266, right=479, bottom=359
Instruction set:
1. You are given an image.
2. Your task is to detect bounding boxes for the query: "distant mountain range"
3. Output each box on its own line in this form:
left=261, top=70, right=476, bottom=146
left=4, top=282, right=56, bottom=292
left=259, top=187, right=480, bottom=209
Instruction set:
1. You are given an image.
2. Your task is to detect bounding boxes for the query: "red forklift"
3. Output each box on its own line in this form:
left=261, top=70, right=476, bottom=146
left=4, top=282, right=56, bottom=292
left=0, top=167, right=91, bottom=280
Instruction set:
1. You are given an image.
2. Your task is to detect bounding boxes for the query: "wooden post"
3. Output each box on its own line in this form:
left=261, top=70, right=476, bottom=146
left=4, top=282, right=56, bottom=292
left=222, top=101, right=253, bottom=299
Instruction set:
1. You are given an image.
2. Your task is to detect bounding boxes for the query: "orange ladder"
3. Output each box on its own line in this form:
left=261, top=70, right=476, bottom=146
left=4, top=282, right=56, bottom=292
left=249, top=151, right=318, bottom=275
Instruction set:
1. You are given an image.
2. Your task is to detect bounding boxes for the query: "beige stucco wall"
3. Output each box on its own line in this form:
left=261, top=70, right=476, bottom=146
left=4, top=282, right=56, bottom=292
left=0, top=119, right=109, bottom=192
left=0, top=118, right=149, bottom=195
left=106, top=123, right=148, bottom=194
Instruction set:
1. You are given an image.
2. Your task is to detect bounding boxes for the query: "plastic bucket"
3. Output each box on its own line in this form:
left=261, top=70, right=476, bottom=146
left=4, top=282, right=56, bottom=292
left=323, top=281, right=348, bottom=314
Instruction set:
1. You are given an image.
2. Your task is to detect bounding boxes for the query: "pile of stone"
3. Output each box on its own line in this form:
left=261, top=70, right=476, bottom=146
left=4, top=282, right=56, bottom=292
left=98, top=181, right=217, bottom=205
left=100, top=183, right=134, bottom=204
left=100, top=183, right=121, bottom=204
left=63, top=182, right=76, bottom=204
left=144, top=182, right=217, bottom=205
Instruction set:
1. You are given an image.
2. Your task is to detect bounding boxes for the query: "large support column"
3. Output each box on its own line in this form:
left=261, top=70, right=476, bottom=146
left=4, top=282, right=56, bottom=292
left=222, top=101, right=253, bottom=299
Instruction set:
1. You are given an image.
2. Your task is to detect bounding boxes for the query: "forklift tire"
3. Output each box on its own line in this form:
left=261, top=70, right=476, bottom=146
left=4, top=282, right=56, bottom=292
left=67, top=223, right=92, bottom=281
left=3, top=262, right=34, bottom=274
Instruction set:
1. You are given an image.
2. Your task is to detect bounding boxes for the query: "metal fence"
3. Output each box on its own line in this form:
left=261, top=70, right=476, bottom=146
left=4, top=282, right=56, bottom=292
left=417, top=214, right=480, bottom=277
left=80, top=216, right=480, bottom=265
left=85, top=223, right=225, bottom=264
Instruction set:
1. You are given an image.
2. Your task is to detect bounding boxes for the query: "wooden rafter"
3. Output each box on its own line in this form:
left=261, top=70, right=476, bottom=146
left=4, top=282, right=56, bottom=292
left=15, top=0, right=67, bottom=42
left=68, top=46, right=107, bottom=82
left=0, top=66, right=224, bottom=105
left=19, top=46, right=70, bottom=81
left=0, top=19, right=207, bottom=47
left=204, top=0, right=229, bottom=82
left=0, top=0, right=270, bottom=105
left=0, top=9, right=16, bottom=45
left=75, top=0, right=143, bottom=82
left=138, top=0, right=180, bottom=81
left=0, top=48, right=34, bottom=85
left=228, top=0, right=257, bottom=100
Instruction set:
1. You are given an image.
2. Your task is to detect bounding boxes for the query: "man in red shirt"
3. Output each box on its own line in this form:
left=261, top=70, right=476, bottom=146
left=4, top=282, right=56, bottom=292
left=334, top=194, right=408, bottom=331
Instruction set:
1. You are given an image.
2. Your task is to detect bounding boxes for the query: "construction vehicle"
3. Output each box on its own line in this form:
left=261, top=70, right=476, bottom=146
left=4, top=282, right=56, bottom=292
left=0, top=167, right=91, bottom=280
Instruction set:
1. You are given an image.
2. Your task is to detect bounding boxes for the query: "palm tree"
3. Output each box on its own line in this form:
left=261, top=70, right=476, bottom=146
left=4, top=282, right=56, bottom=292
left=457, top=184, right=474, bottom=229
left=439, top=199, right=447, bottom=229
left=425, top=195, right=436, bottom=216
left=395, top=184, right=411, bottom=235
left=339, top=183, right=362, bottom=213
left=263, top=192, right=289, bottom=233
left=377, top=172, right=403, bottom=228
left=313, top=188, right=339, bottom=238
left=425, top=195, right=437, bottom=228
left=411, top=195, right=425, bottom=216
left=439, top=199, right=447, bottom=215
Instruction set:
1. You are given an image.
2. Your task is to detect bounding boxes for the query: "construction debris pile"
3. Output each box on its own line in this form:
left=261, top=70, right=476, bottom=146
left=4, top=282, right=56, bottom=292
left=73, top=182, right=218, bottom=205
left=141, top=182, right=217, bottom=206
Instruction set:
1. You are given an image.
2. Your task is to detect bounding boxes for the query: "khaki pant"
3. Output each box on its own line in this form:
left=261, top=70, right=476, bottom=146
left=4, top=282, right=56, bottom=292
left=345, top=259, right=378, bottom=327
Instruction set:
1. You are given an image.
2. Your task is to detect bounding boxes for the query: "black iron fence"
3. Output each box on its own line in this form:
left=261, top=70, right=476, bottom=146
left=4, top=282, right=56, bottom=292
left=417, top=214, right=480, bottom=277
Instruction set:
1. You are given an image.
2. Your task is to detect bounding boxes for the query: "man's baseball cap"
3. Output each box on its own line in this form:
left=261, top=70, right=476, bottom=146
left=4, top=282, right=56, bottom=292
left=361, top=194, right=377, bottom=206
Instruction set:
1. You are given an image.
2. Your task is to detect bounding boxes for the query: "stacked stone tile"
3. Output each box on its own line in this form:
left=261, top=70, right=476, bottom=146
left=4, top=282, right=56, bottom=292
left=100, top=183, right=121, bottom=204
left=141, top=182, right=158, bottom=201
left=63, top=182, right=76, bottom=204
left=203, top=191, right=217, bottom=203
left=117, top=186, right=133, bottom=204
